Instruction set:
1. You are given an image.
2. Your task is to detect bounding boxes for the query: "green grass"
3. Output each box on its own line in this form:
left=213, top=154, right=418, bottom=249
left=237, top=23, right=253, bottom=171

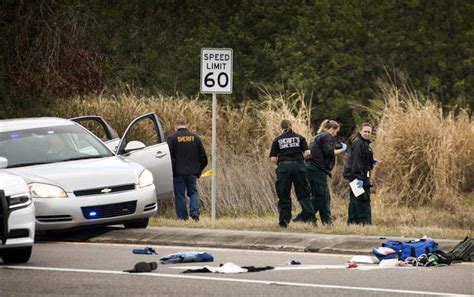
left=153, top=192, right=473, bottom=240
left=150, top=215, right=472, bottom=240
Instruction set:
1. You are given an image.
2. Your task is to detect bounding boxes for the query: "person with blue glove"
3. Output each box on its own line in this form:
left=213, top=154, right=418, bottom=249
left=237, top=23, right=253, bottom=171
left=343, top=123, right=377, bottom=225
left=295, top=119, right=347, bottom=225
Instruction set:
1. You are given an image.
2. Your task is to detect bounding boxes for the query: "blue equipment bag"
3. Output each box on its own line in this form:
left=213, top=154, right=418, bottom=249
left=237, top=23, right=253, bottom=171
left=382, top=239, right=439, bottom=261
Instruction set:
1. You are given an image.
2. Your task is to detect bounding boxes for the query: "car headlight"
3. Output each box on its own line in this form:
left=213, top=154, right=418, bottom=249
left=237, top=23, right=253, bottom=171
left=29, top=183, right=67, bottom=198
left=9, top=192, right=32, bottom=210
left=138, top=169, right=154, bottom=188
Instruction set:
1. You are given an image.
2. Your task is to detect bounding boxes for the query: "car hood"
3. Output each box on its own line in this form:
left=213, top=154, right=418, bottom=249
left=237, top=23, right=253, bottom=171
left=0, top=172, right=29, bottom=196
left=5, top=157, right=144, bottom=192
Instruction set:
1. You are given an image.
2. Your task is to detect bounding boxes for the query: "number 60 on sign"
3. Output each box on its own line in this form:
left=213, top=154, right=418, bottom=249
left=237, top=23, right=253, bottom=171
left=200, top=48, right=233, bottom=94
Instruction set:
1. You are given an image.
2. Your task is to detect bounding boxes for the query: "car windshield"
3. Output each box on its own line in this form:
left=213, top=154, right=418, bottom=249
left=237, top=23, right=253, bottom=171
left=0, top=124, right=114, bottom=168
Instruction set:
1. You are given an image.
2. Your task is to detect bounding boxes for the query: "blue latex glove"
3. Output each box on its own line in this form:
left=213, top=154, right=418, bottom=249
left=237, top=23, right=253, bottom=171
left=341, top=143, right=347, bottom=152
left=372, top=158, right=378, bottom=166
left=355, top=179, right=364, bottom=188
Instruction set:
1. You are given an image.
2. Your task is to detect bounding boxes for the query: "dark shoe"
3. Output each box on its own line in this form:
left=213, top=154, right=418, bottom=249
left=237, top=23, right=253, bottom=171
left=279, top=222, right=288, bottom=228
left=124, top=261, right=158, bottom=273
left=292, top=213, right=304, bottom=222
left=191, top=215, right=199, bottom=222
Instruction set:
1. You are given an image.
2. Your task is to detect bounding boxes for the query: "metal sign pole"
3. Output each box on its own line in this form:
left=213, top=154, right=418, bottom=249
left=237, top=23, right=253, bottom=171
left=201, top=48, right=232, bottom=224
left=211, top=92, right=217, bottom=224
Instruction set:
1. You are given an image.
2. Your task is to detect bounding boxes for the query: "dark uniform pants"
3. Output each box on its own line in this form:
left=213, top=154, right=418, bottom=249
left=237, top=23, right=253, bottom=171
left=276, top=161, right=313, bottom=225
left=347, top=184, right=372, bottom=225
left=307, top=164, right=332, bottom=224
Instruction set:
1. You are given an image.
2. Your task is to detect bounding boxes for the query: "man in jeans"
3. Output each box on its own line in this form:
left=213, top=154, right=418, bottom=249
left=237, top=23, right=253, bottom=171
left=167, top=118, right=208, bottom=221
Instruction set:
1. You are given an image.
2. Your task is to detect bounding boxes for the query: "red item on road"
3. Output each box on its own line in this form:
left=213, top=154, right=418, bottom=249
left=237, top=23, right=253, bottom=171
left=346, top=262, right=358, bottom=269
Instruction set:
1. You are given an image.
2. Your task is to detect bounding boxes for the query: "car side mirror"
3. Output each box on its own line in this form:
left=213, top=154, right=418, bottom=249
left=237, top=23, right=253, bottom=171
left=123, top=141, right=146, bottom=153
left=0, top=157, right=8, bottom=169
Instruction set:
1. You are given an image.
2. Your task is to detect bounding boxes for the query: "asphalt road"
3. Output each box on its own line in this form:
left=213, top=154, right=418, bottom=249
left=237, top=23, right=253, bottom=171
left=1, top=242, right=472, bottom=296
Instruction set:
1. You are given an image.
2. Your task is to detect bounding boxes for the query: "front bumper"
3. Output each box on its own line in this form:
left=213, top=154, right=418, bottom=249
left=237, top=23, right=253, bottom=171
left=34, top=185, right=157, bottom=231
left=0, top=204, right=35, bottom=249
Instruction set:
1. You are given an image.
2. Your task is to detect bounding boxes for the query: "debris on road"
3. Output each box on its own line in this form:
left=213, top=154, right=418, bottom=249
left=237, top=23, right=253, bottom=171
left=160, top=251, right=214, bottom=264
left=123, top=261, right=158, bottom=273
left=182, top=262, right=274, bottom=274
left=132, top=247, right=158, bottom=255
left=346, top=262, right=358, bottom=269
left=349, top=255, right=379, bottom=264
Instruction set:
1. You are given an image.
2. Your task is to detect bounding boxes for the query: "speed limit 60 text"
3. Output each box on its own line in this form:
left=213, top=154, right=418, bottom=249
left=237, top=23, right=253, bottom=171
left=201, top=48, right=232, bottom=94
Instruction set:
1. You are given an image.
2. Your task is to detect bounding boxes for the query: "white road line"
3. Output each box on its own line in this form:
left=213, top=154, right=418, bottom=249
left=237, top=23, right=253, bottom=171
left=2, top=265, right=470, bottom=296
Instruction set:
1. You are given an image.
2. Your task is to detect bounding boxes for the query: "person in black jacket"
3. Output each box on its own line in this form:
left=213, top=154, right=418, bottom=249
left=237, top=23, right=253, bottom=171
left=269, top=119, right=313, bottom=228
left=167, top=118, right=208, bottom=221
left=343, top=123, right=377, bottom=225
left=299, top=120, right=346, bottom=225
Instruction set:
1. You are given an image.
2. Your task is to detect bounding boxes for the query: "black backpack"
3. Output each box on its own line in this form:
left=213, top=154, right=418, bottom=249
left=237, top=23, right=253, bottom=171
left=448, top=237, right=473, bottom=262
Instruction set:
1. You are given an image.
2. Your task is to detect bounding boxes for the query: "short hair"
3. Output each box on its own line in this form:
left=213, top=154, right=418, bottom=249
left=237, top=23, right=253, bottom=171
left=280, top=119, right=292, bottom=130
left=175, top=118, right=187, bottom=126
left=360, top=122, right=373, bottom=129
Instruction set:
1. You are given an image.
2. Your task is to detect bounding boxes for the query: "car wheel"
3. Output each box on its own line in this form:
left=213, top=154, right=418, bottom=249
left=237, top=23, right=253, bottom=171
left=1, top=246, right=32, bottom=264
left=124, top=218, right=149, bottom=229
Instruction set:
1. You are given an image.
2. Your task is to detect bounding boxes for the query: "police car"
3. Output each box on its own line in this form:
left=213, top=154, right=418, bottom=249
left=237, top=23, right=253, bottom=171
left=0, top=113, right=173, bottom=231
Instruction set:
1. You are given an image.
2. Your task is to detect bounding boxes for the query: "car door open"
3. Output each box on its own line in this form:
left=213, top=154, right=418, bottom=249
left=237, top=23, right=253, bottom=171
left=116, top=112, right=173, bottom=199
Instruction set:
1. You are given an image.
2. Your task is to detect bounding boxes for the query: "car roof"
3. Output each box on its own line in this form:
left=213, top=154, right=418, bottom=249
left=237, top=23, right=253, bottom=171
left=0, top=117, right=75, bottom=132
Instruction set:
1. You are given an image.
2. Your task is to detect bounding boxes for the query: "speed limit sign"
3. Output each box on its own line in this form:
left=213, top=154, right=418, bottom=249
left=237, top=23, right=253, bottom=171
left=201, top=48, right=233, bottom=94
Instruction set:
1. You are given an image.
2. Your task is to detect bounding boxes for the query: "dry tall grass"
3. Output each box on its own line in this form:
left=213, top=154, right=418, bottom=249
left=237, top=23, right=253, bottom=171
left=55, top=93, right=211, bottom=137
left=373, top=84, right=474, bottom=209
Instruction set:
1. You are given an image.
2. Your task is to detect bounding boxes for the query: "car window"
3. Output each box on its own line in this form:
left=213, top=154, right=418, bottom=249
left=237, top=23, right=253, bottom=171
left=75, top=120, right=109, bottom=141
left=123, top=117, right=160, bottom=147
left=0, top=124, right=113, bottom=168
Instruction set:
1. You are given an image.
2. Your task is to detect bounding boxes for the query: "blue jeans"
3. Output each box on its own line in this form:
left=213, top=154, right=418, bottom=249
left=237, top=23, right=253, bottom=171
left=173, top=175, right=200, bottom=220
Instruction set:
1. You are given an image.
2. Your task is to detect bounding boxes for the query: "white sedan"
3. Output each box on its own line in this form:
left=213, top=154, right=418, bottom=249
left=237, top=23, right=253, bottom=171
left=0, top=171, right=35, bottom=263
left=0, top=113, right=173, bottom=231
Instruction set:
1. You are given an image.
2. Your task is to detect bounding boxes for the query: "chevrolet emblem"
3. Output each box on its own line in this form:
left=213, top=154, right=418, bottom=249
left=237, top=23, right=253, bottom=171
left=101, top=188, right=112, bottom=193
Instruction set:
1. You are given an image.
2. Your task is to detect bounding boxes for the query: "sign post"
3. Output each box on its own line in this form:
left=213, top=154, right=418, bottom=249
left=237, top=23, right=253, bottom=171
left=200, top=48, right=233, bottom=224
